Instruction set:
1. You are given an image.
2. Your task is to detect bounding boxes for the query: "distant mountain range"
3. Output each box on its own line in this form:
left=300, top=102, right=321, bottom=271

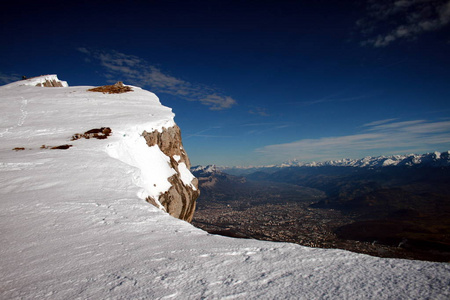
left=194, top=151, right=450, bottom=176
left=275, top=151, right=450, bottom=168
left=191, top=164, right=221, bottom=174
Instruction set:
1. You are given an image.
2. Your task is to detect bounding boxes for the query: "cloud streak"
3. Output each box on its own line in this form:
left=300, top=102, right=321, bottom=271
left=359, top=0, right=450, bottom=47
left=248, top=106, right=270, bottom=116
left=78, top=48, right=237, bottom=110
left=0, top=72, right=20, bottom=85
left=285, top=90, right=380, bottom=107
left=256, top=119, right=450, bottom=163
left=184, top=126, right=233, bottom=139
left=362, top=118, right=398, bottom=127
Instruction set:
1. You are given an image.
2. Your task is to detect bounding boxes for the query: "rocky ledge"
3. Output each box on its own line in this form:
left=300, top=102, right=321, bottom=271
left=143, top=125, right=199, bottom=222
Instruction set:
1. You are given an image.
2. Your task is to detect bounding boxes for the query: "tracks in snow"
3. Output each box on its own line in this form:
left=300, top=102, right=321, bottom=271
left=18, top=97, right=28, bottom=126
left=0, top=97, right=28, bottom=138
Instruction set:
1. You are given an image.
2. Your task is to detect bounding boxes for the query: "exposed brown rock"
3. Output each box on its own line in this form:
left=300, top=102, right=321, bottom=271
left=158, top=174, right=199, bottom=222
left=142, top=125, right=199, bottom=222
left=142, top=125, right=191, bottom=166
left=50, top=144, right=72, bottom=150
left=87, top=82, right=133, bottom=94
left=71, top=127, right=112, bottom=141
left=35, top=79, right=65, bottom=87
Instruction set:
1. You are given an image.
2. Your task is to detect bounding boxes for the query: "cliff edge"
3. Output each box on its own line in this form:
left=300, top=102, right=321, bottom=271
left=143, top=125, right=199, bottom=222
left=1, top=75, right=199, bottom=222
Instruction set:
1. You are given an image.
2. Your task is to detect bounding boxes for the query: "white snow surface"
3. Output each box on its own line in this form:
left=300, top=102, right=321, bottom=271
left=19, top=74, right=69, bottom=87
left=178, top=162, right=198, bottom=191
left=1, top=77, right=449, bottom=299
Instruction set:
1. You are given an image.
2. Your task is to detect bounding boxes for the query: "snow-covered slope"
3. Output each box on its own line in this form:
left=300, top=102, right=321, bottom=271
left=1, top=76, right=449, bottom=299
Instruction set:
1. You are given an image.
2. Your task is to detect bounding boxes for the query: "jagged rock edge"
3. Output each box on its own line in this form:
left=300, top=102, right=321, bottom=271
left=142, top=125, right=199, bottom=222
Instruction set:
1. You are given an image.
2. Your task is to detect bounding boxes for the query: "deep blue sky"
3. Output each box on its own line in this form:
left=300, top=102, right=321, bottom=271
left=2, top=0, right=450, bottom=166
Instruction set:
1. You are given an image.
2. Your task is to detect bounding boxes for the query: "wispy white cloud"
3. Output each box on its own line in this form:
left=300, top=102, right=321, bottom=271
left=256, top=119, right=450, bottom=163
left=78, top=48, right=237, bottom=110
left=185, top=122, right=292, bottom=140
left=237, top=122, right=292, bottom=136
left=240, top=122, right=282, bottom=127
left=286, top=90, right=379, bottom=107
left=359, top=0, right=450, bottom=47
left=200, top=94, right=237, bottom=111
left=362, top=118, right=398, bottom=127
left=366, top=119, right=426, bottom=130
left=248, top=106, right=270, bottom=116
left=0, top=72, right=21, bottom=85
left=300, top=94, right=374, bottom=106
left=184, top=126, right=233, bottom=139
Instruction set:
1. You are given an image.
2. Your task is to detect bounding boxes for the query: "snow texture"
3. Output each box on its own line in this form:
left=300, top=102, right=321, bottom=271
left=178, top=162, right=197, bottom=191
left=1, top=76, right=449, bottom=299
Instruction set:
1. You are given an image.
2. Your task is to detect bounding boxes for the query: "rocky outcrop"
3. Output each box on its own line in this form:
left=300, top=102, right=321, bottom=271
left=35, top=79, right=66, bottom=87
left=18, top=74, right=69, bottom=87
left=87, top=82, right=133, bottom=94
left=142, top=125, right=199, bottom=222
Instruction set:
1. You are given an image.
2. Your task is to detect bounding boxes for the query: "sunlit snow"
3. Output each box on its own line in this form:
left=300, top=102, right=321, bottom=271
left=1, top=76, right=449, bottom=299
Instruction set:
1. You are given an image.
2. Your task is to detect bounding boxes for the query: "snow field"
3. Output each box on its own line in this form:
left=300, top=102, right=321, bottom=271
left=1, top=76, right=449, bottom=299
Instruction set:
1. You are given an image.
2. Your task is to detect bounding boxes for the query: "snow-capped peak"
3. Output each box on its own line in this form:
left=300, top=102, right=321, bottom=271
left=191, top=164, right=219, bottom=174
left=277, top=151, right=450, bottom=168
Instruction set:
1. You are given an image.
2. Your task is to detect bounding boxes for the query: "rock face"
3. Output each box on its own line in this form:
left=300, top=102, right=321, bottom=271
left=19, top=74, right=69, bottom=87
left=35, top=78, right=66, bottom=87
left=142, top=125, right=199, bottom=222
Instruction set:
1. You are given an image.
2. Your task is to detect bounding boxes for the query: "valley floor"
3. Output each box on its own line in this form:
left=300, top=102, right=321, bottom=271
left=193, top=201, right=450, bottom=262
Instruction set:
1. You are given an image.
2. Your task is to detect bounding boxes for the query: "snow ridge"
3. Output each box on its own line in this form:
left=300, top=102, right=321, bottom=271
left=221, top=151, right=450, bottom=171
left=279, top=151, right=450, bottom=168
left=191, top=164, right=220, bottom=174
